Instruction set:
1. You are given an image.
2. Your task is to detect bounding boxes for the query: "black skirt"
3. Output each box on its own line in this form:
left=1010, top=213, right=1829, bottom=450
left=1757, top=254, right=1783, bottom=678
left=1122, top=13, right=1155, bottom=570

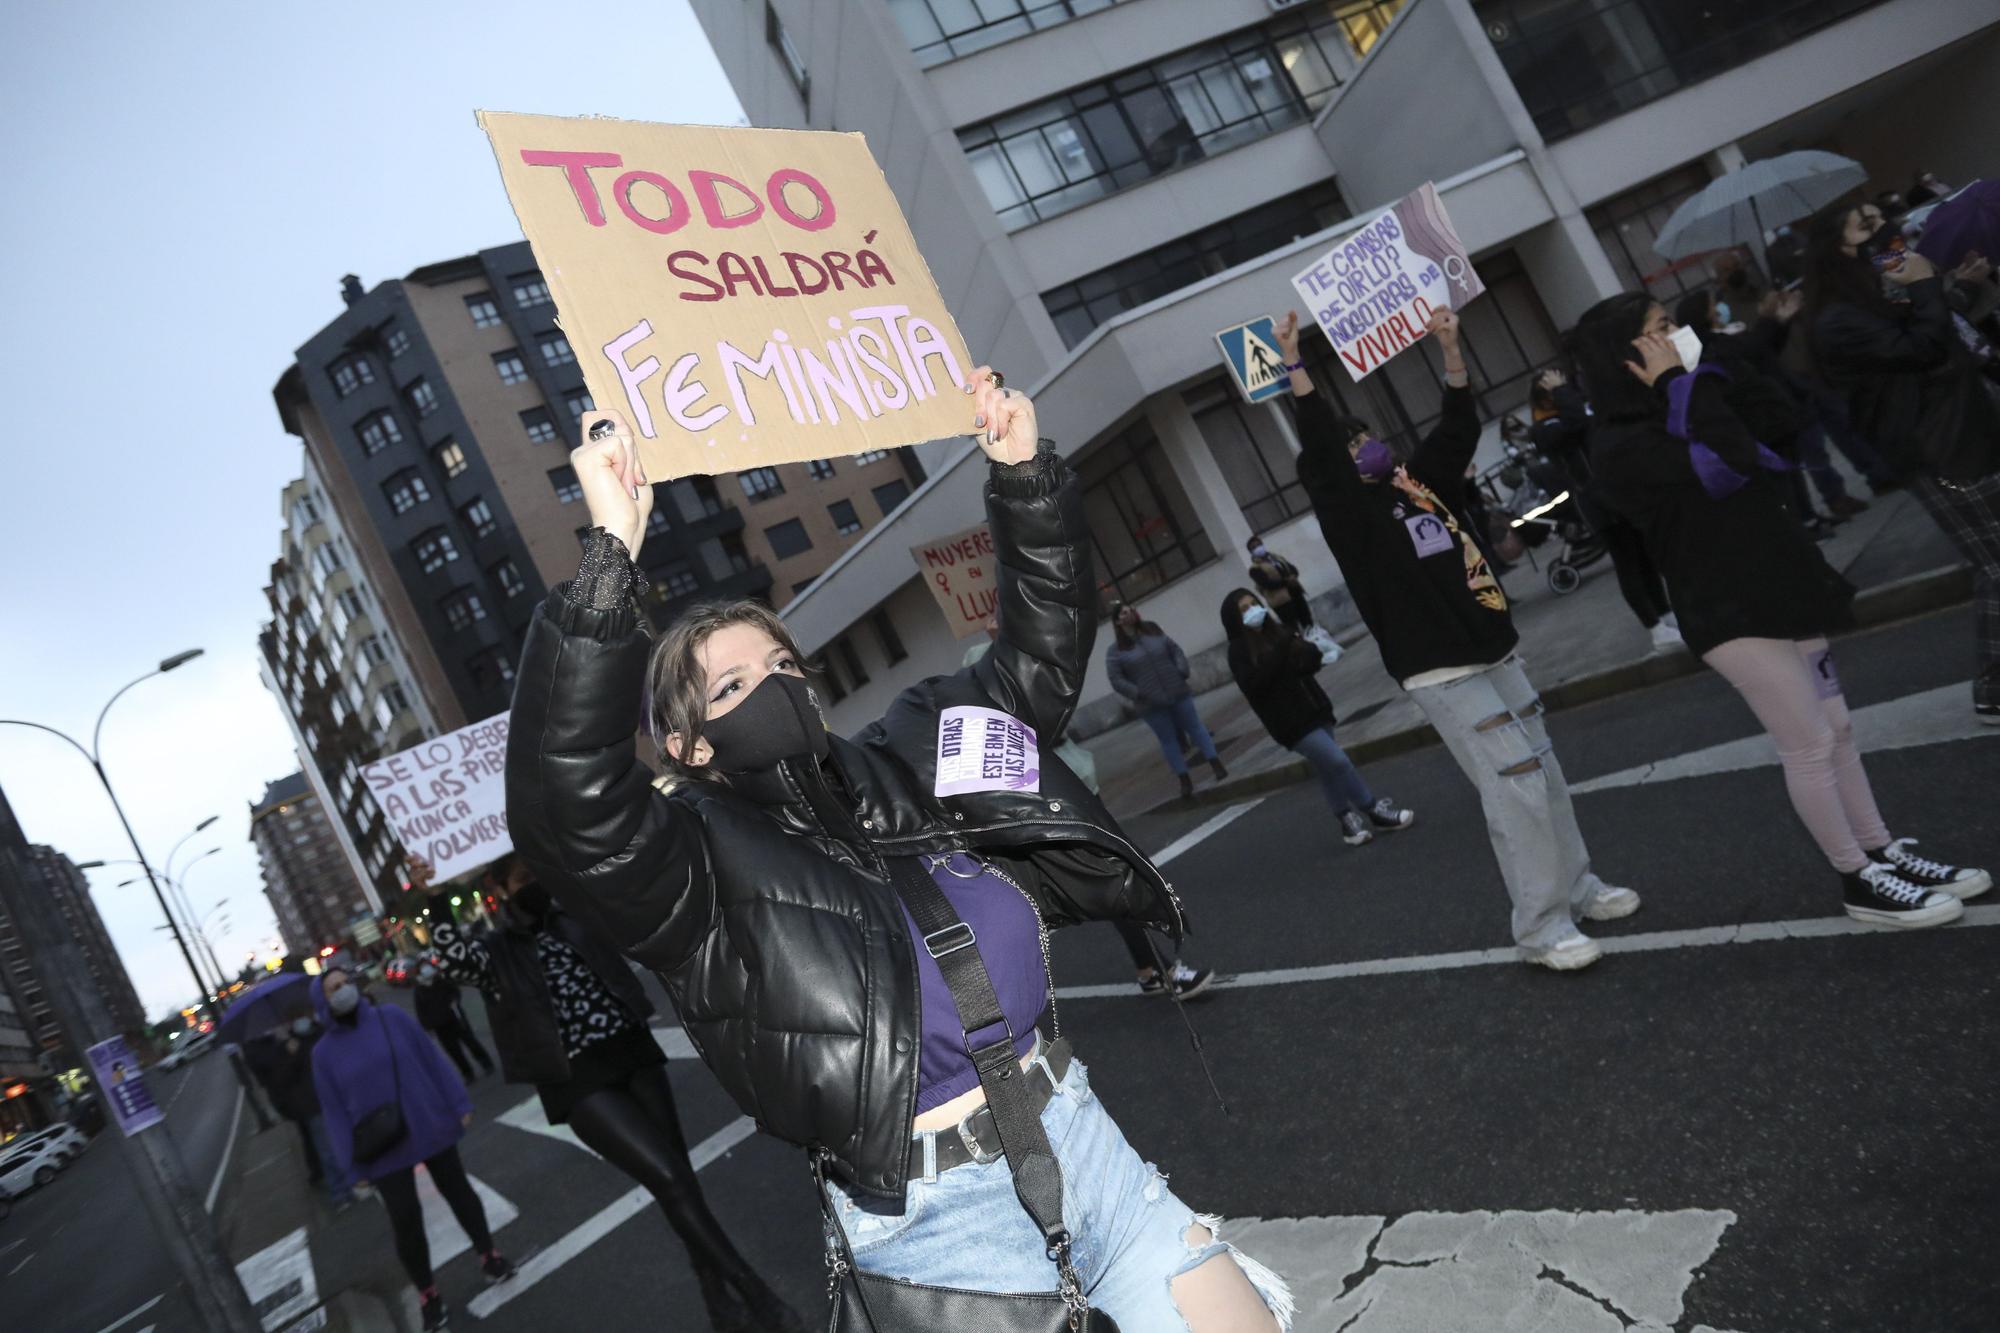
left=537, top=1024, right=667, bottom=1124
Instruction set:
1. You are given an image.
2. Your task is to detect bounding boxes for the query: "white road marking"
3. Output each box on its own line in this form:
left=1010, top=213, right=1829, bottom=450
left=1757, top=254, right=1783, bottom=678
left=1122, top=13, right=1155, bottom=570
left=90, top=1293, right=164, bottom=1333
left=276, top=1310, right=327, bottom=1333
left=1570, top=683, right=1996, bottom=795
left=1150, top=799, right=1265, bottom=866
left=233, top=1225, right=316, bottom=1332
left=205, top=1085, right=245, bottom=1213
left=1057, top=905, right=2000, bottom=999
left=1228, top=1209, right=1748, bottom=1332
left=464, top=1116, right=757, bottom=1320
left=497, top=1094, right=596, bottom=1156
left=406, top=1167, right=517, bottom=1270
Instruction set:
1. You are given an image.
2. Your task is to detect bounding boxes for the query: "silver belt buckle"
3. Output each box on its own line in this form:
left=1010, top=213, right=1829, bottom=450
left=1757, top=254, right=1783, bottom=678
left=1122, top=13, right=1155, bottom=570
left=956, top=1109, right=1003, bottom=1165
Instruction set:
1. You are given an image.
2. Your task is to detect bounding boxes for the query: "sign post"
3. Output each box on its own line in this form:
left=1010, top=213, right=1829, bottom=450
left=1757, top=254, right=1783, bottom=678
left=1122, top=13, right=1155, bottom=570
left=362, top=714, right=513, bottom=882
left=1215, top=316, right=1292, bottom=403
left=910, top=522, right=997, bottom=638
left=85, top=1035, right=165, bottom=1135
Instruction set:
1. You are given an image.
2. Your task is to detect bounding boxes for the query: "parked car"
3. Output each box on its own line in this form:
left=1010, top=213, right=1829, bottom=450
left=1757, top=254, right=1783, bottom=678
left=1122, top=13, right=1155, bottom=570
left=384, top=956, right=411, bottom=985
left=0, top=1136, right=66, bottom=1199
left=157, top=1031, right=217, bottom=1070
left=7, top=1124, right=86, bottom=1167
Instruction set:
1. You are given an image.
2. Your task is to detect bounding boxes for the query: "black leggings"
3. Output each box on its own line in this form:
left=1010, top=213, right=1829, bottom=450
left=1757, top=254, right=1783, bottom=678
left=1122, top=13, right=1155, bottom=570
left=433, top=1020, right=492, bottom=1081
left=373, top=1146, right=492, bottom=1292
left=566, top=1064, right=759, bottom=1286
left=1115, top=921, right=1174, bottom=974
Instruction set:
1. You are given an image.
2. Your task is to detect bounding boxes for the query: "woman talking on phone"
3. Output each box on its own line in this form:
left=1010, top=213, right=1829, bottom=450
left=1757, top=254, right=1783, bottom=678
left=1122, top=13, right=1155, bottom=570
left=504, top=370, right=1291, bottom=1331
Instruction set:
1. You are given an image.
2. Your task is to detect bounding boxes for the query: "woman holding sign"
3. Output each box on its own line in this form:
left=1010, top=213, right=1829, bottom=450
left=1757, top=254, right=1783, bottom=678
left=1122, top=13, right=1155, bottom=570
left=504, top=373, right=1292, bottom=1331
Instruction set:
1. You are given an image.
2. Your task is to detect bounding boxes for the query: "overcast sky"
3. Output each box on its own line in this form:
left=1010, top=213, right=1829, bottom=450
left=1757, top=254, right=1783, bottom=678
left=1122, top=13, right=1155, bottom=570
left=0, top=2, right=744, bottom=1020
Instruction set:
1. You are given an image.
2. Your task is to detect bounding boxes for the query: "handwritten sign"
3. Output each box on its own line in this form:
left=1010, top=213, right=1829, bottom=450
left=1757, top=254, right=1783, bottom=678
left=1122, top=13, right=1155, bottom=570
left=1290, top=181, right=1485, bottom=382
left=934, top=707, right=1041, bottom=797
left=911, top=521, right=997, bottom=639
left=478, top=111, right=975, bottom=479
left=87, top=1035, right=163, bottom=1136
left=361, top=713, right=511, bottom=882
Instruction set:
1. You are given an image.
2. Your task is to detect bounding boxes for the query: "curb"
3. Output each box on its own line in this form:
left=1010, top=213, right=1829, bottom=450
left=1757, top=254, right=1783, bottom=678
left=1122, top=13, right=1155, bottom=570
left=1147, top=561, right=1973, bottom=815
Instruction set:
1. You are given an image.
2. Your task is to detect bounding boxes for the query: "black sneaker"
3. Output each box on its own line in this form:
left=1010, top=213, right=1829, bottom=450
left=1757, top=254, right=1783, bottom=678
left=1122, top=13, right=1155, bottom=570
left=1138, top=961, right=1214, bottom=1000
left=481, top=1250, right=517, bottom=1286
left=1870, top=838, right=1991, bottom=900
left=420, top=1289, right=450, bottom=1331
left=1366, top=797, right=1415, bottom=831
left=1339, top=810, right=1375, bottom=846
left=1842, top=863, right=1964, bottom=928
left=1976, top=669, right=1999, bottom=725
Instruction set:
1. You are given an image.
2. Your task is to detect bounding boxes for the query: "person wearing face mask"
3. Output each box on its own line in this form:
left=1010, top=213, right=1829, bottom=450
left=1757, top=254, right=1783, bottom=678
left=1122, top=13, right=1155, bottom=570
left=411, top=951, right=493, bottom=1084
left=1246, top=536, right=1343, bottom=665
left=246, top=1014, right=354, bottom=1210
left=1275, top=308, right=1639, bottom=971
left=309, top=967, right=515, bottom=1330
left=1222, top=588, right=1412, bottom=846
left=1803, top=200, right=2000, bottom=724
left=414, top=855, right=803, bottom=1333
left=503, top=373, right=1295, bottom=1332
left=1577, top=292, right=1988, bottom=924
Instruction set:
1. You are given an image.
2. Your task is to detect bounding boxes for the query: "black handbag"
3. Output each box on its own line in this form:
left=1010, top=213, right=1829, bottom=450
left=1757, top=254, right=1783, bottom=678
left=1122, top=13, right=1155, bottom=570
left=817, top=856, right=1118, bottom=1333
left=349, top=1008, right=408, bottom=1163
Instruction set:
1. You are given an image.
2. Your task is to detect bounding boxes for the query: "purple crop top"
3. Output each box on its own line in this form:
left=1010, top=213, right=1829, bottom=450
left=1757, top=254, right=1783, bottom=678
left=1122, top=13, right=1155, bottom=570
left=898, top=852, right=1050, bottom=1115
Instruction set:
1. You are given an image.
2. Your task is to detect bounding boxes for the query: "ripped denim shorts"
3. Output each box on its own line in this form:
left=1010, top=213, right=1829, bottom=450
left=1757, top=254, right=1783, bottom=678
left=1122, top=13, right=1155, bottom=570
left=824, top=1053, right=1293, bottom=1332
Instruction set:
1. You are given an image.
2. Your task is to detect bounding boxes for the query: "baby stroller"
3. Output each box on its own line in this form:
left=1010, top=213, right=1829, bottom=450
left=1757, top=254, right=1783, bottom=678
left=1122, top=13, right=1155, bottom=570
left=1484, top=440, right=1609, bottom=595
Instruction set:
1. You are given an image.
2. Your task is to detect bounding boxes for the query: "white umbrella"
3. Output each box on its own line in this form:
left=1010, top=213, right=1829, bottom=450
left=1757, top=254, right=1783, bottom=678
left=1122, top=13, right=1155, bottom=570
left=1652, top=150, right=1868, bottom=262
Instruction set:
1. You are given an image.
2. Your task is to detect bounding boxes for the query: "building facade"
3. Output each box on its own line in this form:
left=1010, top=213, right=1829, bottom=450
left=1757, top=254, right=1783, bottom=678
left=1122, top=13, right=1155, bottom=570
left=250, top=774, right=368, bottom=960
left=694, top=0, right=1999, bottom=734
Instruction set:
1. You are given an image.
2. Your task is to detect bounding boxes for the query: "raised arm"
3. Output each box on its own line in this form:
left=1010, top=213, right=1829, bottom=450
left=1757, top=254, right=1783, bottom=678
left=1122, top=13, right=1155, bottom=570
left=1409, top=309, right=1480, bottom=483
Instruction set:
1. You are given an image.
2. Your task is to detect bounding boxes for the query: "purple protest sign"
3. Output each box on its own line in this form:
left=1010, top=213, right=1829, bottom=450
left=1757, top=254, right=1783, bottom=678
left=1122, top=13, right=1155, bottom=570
left=934, top=706, right=1041, bottom=798
left=86, top=1034, right=165, bottom=1136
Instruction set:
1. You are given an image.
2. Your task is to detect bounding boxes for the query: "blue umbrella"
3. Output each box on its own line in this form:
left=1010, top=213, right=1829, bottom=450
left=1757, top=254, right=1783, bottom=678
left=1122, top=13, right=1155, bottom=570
left=217, top=972, right=315, bottom=1045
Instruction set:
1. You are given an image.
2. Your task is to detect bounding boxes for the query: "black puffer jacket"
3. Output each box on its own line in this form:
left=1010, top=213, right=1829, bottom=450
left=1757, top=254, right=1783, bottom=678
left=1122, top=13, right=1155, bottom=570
left=506, top=448, right=1184, bottom=1200
left=1223, top=591, right=1333, bottom=748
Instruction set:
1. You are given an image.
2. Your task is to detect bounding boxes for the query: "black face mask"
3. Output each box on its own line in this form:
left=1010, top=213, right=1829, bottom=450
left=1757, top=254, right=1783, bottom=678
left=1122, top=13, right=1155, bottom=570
left=698, top=671, right=829, bottom=775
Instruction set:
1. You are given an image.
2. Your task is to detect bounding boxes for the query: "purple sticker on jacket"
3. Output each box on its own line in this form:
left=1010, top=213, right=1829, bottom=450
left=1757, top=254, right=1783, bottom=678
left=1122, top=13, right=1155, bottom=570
left=935, top=707, right=1041, bottom=797
left=1808, top=647, right=1842, bottom=701
left=1405, top=512, right=1454, bottom=557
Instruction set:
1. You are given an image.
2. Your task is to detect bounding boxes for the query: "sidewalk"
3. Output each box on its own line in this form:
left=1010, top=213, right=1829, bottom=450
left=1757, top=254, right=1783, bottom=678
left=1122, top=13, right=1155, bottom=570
left=1086, top=488, right=1972, bottom=822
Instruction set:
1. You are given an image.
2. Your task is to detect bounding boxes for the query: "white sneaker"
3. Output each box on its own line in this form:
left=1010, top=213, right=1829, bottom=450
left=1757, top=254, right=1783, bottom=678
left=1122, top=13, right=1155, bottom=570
left=1649, top=622, right=1685, bottom=653
left=1582, top=884, right=1641, bottom=921
left=1521, top=929, right=1602, bottom=971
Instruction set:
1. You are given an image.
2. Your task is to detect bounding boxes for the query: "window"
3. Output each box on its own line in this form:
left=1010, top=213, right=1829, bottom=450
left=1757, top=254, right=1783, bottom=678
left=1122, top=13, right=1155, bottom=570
left=538, top=333, right=575, bottom=367
left=806, top=458, right=837, bottom=481
left=890, top=0, right=1133, bottom=68
left=440, top=587, right=487, bottom=632
left=411, top=528, right=460, bottom=574
left=1076, top=417, right=1217, bottom=615
left=828, top=498, right=863, bottom=535
left=1588, top=164, right=1717, bottom=303
left=684, top=475, right=726, bottom=517
left=646, top=505, right=672, bottom=537
left=648, top=562, right=701, bottom=603
left=512, top=275, right=551, bottom=308
left=739, top=467, right=785, bottom=502
left=1187, top=379, right=1307, bottom=532
left=467, top=647, right=516, bottom=691
left=872, top=479, right=911, bottom=515
left=838, top=636, right=870, bottom=687
left=460, top=497, right=498, bottom=539
left=852, top=449, right=892, bottom=466
left=329, top=354, right=375, bottom=397
left=765, top=2, right=810, bottom=106
left=405, top=379, right=439, bottom=417
left=492, top=351, right=530, bottom=385
left=374, top=692, right=396, bottom=731
left=765, top=518, right=813, bottom=559
left=811, top=652, right=848, bottom=704
left=565, top=389, right=595, bottom=420
left=958, top=10, right=1351, bottom=229
left=871, top=609, right=908, bottom=665
left=433, top=439, right=468, bottom=478
left=381, top=468, right=431, bottom=515
left=465, top=293, right=502, bottom=327
left=1042, top=179, right=1349, bottom=346
left=549, top=465, right=583, bottom=503
left=314, top=543, right=345, bottom=577
left=360, top=635, right=390, bottom=667
left=384, top=326, right=411, bottom=359
left=355, top=410, right=403, bottom=456
left=517, top=407, right=559, bottom=444
left=381, top=683, right=411, bottom=714
left=492, top=559, right=527, bottom=598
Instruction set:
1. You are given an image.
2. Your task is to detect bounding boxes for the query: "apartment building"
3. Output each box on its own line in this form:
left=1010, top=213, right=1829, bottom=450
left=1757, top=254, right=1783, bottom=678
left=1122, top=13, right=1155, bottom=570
left=694, top=0, right=1998, bottom=735
left=250, top=773, right=369, bottom=960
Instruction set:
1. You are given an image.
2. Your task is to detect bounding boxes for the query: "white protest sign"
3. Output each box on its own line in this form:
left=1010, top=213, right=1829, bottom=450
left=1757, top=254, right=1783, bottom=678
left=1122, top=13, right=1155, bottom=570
left=1291, top=181, right=1485, bottom=382
left=362, top=713, right=512, bottom=882
left=934, top=706, right=1041, bottom=797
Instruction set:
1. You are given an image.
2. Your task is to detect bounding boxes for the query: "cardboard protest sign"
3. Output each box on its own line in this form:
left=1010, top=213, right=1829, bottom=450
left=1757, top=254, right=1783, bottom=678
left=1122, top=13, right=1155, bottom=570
left=1291, top=181, right=1486, bottom=382
left=361, top=713, right=511, bottom=882
left=911, top=521, right=997, bottom=639
left=1215, top=316, right=1291, bottom=403
left=478, top=111, right=976, bottom=479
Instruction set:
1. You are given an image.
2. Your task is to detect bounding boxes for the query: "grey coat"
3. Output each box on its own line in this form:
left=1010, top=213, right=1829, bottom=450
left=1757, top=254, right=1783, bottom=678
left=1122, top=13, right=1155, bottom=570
left=1106, top=632, right=1192, bottom=711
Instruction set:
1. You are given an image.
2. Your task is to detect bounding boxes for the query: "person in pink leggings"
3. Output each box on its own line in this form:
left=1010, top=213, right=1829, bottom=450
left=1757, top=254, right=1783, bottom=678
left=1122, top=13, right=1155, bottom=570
left=1576, top=291, right=1990, bottom=925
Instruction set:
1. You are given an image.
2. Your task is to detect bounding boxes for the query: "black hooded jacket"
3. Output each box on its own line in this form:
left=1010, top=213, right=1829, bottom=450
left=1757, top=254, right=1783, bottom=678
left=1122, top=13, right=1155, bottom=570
left=505, top=446, right=1184, bottom=1200
left=1223, top=592, right=1334, bottom=748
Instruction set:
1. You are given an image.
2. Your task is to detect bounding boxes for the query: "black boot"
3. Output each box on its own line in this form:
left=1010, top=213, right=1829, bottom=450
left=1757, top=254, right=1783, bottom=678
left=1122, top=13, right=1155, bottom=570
left=1209, top=757, right=1229, bottom=782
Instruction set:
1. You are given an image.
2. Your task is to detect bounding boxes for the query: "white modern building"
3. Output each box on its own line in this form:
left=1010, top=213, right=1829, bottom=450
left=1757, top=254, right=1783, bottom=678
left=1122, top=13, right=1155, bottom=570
left=694, top=0, right=1999, bottom=735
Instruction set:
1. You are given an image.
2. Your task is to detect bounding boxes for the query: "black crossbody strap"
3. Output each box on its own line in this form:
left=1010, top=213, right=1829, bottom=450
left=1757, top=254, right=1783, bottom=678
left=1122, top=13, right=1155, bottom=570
left=884, top=856, right=1069, bottom=1253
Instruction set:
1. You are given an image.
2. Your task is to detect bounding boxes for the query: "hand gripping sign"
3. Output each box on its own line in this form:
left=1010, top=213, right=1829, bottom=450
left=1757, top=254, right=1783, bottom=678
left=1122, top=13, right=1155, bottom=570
left=1290, top=181, right=1485, bottom=382
left=479, top=112, right=976, bottom=480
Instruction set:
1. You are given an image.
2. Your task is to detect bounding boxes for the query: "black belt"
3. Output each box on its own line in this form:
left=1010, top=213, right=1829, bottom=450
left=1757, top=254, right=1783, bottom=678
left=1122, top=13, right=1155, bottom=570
left=906, top=1038, right=1073, bottom=1180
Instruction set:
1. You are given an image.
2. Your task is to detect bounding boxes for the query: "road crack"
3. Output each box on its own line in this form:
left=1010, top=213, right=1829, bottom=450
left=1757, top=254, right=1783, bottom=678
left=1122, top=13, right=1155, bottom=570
left=1536, top=1261, right=1645, bottom=1328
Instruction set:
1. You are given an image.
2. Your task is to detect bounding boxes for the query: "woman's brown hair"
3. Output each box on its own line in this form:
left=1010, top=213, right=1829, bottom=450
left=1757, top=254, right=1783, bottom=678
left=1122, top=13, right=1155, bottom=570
left=643, top=599, right=814, bottom=785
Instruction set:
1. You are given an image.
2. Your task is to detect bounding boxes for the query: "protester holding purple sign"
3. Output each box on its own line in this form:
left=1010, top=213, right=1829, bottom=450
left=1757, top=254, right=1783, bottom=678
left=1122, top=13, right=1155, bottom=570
left=503, top=371, right=1292, bottom=1332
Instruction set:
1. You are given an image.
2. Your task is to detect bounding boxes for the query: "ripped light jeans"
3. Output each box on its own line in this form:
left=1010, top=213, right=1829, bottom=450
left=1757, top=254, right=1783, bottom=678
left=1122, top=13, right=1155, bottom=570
left=825, top=1051, right=1293, bottom=1331
left=1409, top=656, right=1613, bottom=950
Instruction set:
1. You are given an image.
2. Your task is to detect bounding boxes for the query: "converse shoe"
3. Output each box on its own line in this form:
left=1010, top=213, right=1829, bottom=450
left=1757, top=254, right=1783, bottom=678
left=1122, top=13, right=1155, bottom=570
left=1366, top=797, right=1415, bottom=831
left=481, top=1250, right=517, bottom=1286
left=1520, top=928, right=1602, bottom=971
left=1138, top=961, right=1214, bottom=1000
left=1582, top=884, right=1641, bottom=921
left=1649, top=621, right=1685, bottom=653
left=1842, top=863, right=1964, bottom=928
left=1339, top=810, right=1375, bottom=846
left=1870, top=839, right=1991, bottom=900
left=420, top=1289, right=450, bottom=1332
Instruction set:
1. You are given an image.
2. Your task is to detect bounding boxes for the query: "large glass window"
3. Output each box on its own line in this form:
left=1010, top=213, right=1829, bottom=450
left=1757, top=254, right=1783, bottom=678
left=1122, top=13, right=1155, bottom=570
left=1075, top=419, right=1216, bottom=615
left=1043, top=179, right=1348, bottom=346
left=890, top=0, right=1125, bottom=67
left=958, top=8, right=1356, bottom=230
left=1587, top=164, right=1720, bottom=302
left=1187, top=381, right=1307, bottom=533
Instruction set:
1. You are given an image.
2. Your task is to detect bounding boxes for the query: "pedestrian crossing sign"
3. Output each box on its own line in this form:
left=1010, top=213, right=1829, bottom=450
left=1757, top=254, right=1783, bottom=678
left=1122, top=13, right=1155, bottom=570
left=1215, top=317, right=1291, bottom=403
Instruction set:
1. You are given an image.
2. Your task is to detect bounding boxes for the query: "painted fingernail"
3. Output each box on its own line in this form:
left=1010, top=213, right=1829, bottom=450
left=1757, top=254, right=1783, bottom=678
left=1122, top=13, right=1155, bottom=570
left=973, top=413, right=985, bottom=428
left=964, top=383, right=975, bottom=394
